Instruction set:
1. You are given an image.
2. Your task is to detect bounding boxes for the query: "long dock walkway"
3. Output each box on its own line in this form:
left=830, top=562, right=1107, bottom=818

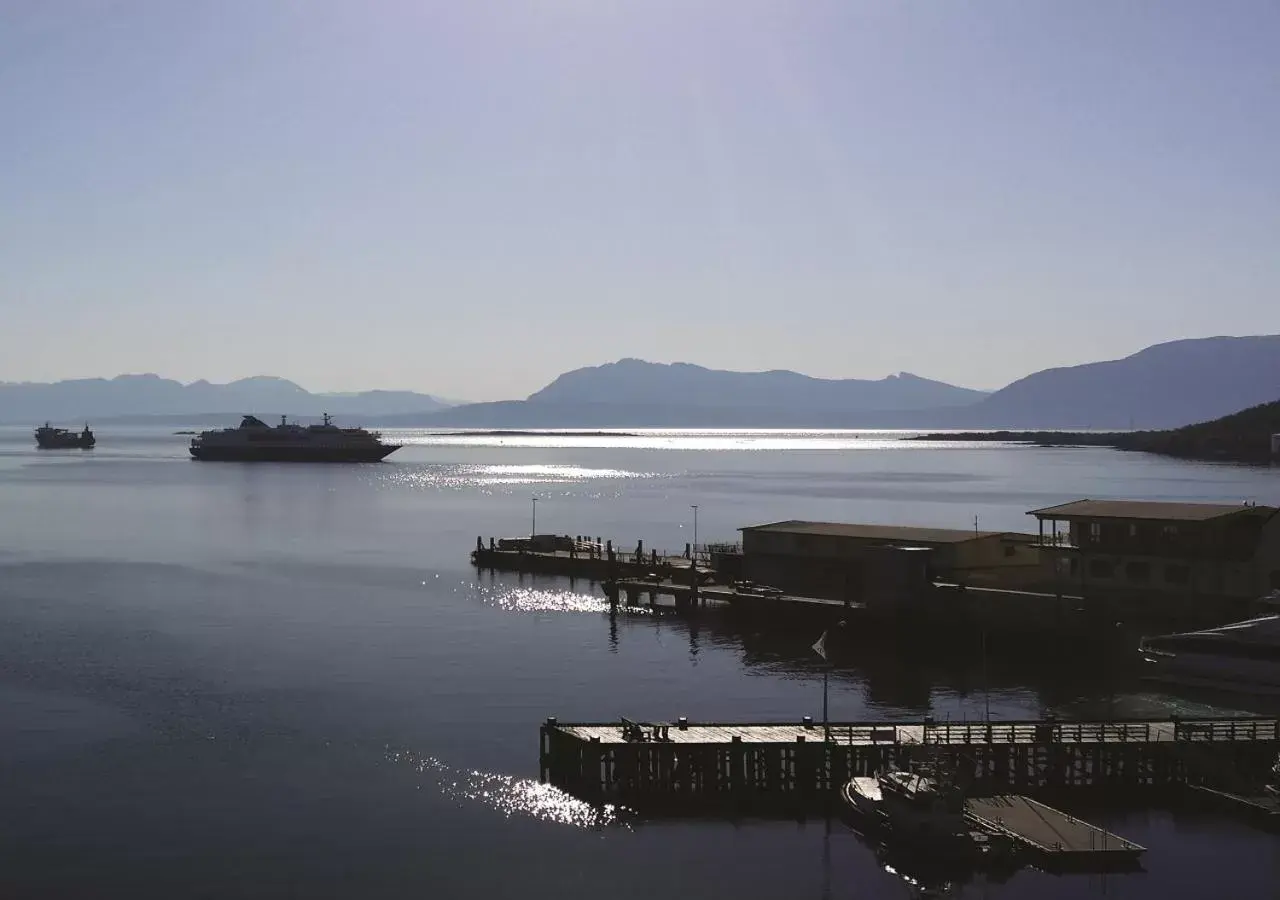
left=472, top=540, right=698, bottom=585
left=540, top=716, right=1280, bottom=811
left=965, top=795, right=1144, bottom=868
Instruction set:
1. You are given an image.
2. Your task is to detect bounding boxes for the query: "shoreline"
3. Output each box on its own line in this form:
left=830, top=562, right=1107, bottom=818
left=440, top=429, right=641, bottom=438
left=908, top=430, right=1275, bottom=464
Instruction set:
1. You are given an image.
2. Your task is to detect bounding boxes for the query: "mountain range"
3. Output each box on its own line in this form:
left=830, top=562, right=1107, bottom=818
left=528, top=359, right=987, bottom=410
left=0, top=375, right=451, bottom=424
left=408, top=335, right=1280, bottom=430
left=964, top=335, right=1280, bottom=429
left=6, top=334, right=1278, bottom=430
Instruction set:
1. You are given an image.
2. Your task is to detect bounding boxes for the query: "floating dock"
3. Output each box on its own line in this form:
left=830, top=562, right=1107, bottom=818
left=539, top=716, right=1280, bottom=813
left=609, top=578, right=859, bottom=614
left=965, top=795, right=1145, bottom=869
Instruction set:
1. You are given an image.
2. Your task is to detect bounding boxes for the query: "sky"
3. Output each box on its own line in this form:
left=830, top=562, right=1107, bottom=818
left=2, top=1, right=1278, bottom=402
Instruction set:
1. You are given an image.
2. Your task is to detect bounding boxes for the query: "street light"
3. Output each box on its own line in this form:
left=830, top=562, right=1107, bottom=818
left=531, top=497, right=538, bottom=538
left=691, top=504, right=698, bottom=561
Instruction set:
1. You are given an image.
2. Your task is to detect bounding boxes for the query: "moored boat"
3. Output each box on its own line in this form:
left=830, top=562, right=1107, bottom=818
left=1139, top=612, right=1280, bottom=696
left=35, top=423, right=95, bottom=449
left=839, top=765, right=1009, bottom=866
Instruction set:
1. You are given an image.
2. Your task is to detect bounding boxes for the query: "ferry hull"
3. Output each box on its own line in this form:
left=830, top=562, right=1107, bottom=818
left=36, top=437, right=95, bottom=449
left=35, top=429, right=95, bottom=449
left=190, top=444, right=400, bottom=462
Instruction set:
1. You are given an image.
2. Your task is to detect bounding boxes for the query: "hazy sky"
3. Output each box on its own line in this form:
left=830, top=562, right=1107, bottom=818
left=2, top=1, right=1277, bottom=401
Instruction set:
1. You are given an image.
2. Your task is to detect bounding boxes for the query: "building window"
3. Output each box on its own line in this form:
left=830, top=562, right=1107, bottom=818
left=1162, top=524, right=1179, bottom=540
left=1128, top=523, right=1139, bottom=538
left=1088, top=523, right=1102, bottom=544
left=1125, top=561, right=1151, bottom=582
left=1166, top=565, right=1191, bottom=585
left=1089, top=559, right=1114, bottom=579
left=1004, top=545, right=1017, bottom=558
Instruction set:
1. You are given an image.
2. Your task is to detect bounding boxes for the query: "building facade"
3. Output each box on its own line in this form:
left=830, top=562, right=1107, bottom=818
left=736, top=521, right=1042, bottom=605
left=1030, top=499, right=1280, bottom=619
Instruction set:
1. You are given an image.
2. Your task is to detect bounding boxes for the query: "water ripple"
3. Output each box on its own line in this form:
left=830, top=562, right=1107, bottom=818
left=388, top=749, right=631, bottom=829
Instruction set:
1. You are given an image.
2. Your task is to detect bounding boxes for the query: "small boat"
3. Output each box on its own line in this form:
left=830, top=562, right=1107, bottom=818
left=840, top=767, right=1009, bottom=865
left=1139, top=612, right=1280, bottom=696
left=35, top=423, right=95, bottom=449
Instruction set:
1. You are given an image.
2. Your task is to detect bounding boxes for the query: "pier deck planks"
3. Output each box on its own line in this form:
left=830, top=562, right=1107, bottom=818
left=541, top=716, right=1280, bottom=809
left=554, top=718, right=1279, bottom=747
left=966, top=795, right=1145, bottom=860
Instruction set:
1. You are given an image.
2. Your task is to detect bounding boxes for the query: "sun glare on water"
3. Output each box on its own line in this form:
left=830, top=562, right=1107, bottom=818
left=389, top=749, right=631, bottom=829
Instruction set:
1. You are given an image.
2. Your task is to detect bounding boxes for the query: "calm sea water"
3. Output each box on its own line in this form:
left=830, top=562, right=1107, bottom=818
left=1, top=426, right=1277, bottom=899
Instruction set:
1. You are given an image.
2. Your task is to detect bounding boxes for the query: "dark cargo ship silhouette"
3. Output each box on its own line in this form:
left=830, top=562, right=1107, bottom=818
left=35, top=423, right=95, bottom=449
left=189, top=414, right=401, bottom=462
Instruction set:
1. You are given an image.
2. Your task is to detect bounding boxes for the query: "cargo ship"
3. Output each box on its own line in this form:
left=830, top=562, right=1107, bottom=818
left=35, top=423, right=95, bottom=449
left=189, top=414, right=401, bottom=462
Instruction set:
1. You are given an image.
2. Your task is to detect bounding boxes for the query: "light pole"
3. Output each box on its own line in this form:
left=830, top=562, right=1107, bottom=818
left=690, top=505, right=699, bottom=561
left=531, top=497, right=537, bottom=538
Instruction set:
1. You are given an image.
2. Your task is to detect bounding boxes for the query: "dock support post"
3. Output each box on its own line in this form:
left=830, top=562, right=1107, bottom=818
left=541, top=716, right=558, bottom=785
left=690, top=553, right=699, bottom=609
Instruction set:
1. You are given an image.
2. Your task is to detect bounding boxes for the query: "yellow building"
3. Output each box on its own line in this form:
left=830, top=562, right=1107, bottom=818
left=737, top=520, right=1041, bottom=602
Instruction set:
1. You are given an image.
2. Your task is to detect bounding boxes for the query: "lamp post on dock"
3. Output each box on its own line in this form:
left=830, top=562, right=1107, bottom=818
left=690, top=505, right=698, bottom=562
left=531, top=497, right=538, bottom=538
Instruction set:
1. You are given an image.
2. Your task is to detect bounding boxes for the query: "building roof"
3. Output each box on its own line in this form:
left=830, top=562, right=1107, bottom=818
left=739, top=520, right=1007, bottom=544
left=1027, top=499, right=1276, bottom=522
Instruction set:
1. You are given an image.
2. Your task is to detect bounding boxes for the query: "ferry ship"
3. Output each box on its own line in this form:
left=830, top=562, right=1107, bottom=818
left=189, top=414, right=401, bottom=462
left=35, top=423, right=95, bottom=449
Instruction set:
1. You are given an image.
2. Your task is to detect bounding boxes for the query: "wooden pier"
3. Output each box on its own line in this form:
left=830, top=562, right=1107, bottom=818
left=471, top=538, right=702, bottom=585
left=965, top=795, right=1145, bottom=869
left=539, top=716, right=1280, bottom=813
left=472, top=539, right=1102, bottom=633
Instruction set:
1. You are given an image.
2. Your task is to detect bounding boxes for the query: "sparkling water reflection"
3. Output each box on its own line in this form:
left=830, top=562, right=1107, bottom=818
left=465, top=583, right=617, bottom=614
left=390, top=748, right=630, bottom=829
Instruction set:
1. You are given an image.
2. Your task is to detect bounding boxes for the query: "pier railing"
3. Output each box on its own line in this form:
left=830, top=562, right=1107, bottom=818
left=540, top=716, right=1280, bottom=809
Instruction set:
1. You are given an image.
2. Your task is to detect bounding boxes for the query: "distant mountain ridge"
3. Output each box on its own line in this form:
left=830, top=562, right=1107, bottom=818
left=410, top=335, right=1280, bottom=429
left=8, top=334, right=1278, bottom=430
left=968, top=335, right=1280, bottom=429
left=0, top=374, right=452, bottom=423
left=527, top=359, right=987, bottom=410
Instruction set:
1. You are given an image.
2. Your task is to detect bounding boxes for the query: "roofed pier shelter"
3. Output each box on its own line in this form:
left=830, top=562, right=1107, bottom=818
left=1031, top=500, right=1280, bottom=622
left=737, top=521, right=1041, bottom=606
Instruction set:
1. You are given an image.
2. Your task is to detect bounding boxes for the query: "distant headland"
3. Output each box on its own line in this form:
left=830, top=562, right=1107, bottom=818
left=910, top=399, right=1280, bottom=465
